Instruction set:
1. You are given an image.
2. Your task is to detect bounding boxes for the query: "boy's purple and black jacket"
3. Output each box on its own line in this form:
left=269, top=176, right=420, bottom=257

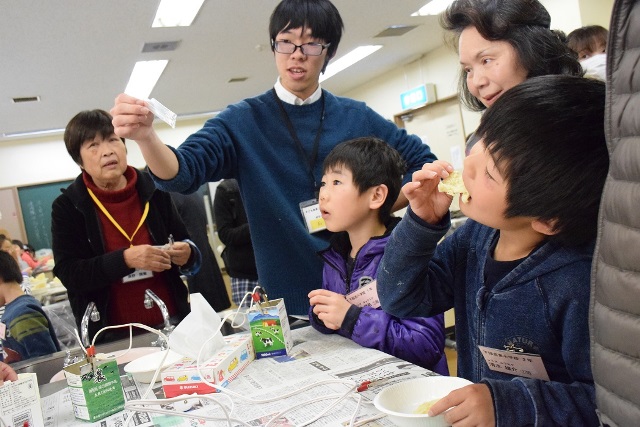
left=309, top=217, right=448, bottom=375
left=377, top=209, right=598, bottom=426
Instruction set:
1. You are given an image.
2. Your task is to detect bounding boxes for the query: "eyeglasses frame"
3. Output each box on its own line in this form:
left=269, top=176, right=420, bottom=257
left=271, top=40, right=331, bottom=56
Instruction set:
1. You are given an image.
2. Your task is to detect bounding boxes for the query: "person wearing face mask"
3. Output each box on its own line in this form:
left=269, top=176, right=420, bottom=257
left=51, top=109, right=201, bottom=343
left=441, top=0, right=583, bottom=155
left=567, top=25, right=609, bottom=81
left=109, top=0, right=437, bottom=316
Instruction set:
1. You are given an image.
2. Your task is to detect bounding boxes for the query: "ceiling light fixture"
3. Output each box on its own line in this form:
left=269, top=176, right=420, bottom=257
left=411, top=0, right=455, bottom=16
left=320, top=45, right=382, bottom=83
left=152, top=0, right=205, bottom=27
left=124, top=60, right=169, bottom=100
left=2, top=128, right=65, bottom=139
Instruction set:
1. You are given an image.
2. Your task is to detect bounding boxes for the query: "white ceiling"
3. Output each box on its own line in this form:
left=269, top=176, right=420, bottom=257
left=0, top=0, right=445, bottom=142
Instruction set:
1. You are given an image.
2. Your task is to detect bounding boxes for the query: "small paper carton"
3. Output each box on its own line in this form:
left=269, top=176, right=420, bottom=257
left=0, top=373, right=45, bottom=427
left=247, top=298, right=293, bottom=359
left=161, top=333, right=254, bottom=398
left=63, top=357, right=125, bottom=422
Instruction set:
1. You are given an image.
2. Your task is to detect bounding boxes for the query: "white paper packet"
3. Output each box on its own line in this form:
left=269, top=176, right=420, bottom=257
left=146, top=97, right=177, bottom=128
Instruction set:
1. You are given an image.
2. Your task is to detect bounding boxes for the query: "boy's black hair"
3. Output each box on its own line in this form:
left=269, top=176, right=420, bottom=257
left=476, top=75, right=608, bottom=247
left=566, top=25, right=609, bottom=58
left=64, top=109, right=124, bottom=166
left=322, top=137, right=406, bottom=222
left=269, top=0, right=344, bottom=72
left=441, top=0, right=582, bottom=112
left=0, top=250, right=23, bottom=284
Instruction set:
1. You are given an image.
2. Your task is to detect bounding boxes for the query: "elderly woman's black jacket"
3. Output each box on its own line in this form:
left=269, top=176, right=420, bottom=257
left=52, top=168, right=193, bottom=340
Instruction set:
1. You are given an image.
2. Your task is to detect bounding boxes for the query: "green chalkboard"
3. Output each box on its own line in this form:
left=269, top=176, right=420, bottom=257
left=18, top=180, right=73, bottom=251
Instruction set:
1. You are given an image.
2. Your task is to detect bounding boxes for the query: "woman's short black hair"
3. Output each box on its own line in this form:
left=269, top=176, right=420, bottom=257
left=0, top=250, right=23, bottom=284
left=64, top=109, right=123, bottom=166
left=269, top=0, right=344, bottom=70
left=476, top=75, right=609, bottom=247
left=323, top=137, right=406, bottom=222
left=441, top=0, right=582, bottom=111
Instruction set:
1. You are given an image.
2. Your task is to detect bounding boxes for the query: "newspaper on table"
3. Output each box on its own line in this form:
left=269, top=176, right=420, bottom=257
left=43, top=326, right=439, bottom=426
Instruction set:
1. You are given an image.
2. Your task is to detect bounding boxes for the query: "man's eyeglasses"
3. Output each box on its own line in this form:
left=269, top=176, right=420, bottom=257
left=272, top=40, right=330, bottom=56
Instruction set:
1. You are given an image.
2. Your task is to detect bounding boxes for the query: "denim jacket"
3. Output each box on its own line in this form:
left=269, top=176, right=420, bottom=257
left=377, top=209, right=598, bottom=426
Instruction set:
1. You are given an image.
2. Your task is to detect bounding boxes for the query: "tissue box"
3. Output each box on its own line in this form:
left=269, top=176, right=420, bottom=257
left=247, top=298, right=293, bottom=359
left=63, top=357, right=125, bottom=422
left=161, top=333, right=254, bottom=398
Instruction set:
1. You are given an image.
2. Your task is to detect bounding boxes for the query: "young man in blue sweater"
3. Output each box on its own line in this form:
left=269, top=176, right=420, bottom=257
left=308, top=137, right=448, bottom=374
left=377, top=76, right=609, bottom=426
left=110, top=0, right=436, bottom=315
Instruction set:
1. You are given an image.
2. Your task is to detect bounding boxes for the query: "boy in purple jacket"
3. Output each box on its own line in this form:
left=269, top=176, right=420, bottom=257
left=308, top=137, right=448, bottom=374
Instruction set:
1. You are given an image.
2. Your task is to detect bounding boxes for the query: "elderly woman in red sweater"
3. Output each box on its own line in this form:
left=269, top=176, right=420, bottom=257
left=51, top=109, right=201, bottom=343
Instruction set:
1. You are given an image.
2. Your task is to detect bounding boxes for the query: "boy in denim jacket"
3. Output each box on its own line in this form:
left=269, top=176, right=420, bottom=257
left=377, top=76, right=608, bottom=426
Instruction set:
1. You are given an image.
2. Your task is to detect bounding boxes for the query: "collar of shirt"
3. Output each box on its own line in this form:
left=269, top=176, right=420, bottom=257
left=274, top=78, right=322, bottom=105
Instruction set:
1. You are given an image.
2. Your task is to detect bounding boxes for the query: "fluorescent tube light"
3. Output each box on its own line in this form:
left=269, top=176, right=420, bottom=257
left=152, top=0, right=205, bottom=27
left=412, top=0, right=455, bottom=16
left=320, top=45, right=383, bottom=82
left=2, top=128, right=65, bottom=139
left=124, top=60, right=169, bottom=100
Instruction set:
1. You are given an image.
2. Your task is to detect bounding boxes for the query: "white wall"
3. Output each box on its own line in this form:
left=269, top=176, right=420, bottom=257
left=0, top=118, right=210, bottom=189
left=343, top=45, right=461, bottom=120
left=578, top=0, right=615, bottom=28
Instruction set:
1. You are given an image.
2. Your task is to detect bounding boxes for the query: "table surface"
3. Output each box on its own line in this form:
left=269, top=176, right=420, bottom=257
left=38, top=325, right=438, bottom=426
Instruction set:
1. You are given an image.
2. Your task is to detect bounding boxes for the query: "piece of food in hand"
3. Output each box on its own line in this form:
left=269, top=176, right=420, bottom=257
left=438, top=171, right=470, bottom=203
left=414, top=398, right=440, bottom=414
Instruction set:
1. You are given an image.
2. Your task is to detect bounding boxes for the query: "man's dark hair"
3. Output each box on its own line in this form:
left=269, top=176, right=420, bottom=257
left=269, top=0, right=344, bottom=71
left=323, top=137, right=406, bottom=222
left=476, top=75, right=608, bottom=246
left=0, top=250, right=23, bottom=284
left=64, top=109, right=124, bottom=166
left=441, top=0, right=582, bottom=111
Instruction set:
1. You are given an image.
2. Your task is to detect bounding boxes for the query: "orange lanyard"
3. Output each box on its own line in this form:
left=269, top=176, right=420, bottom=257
left=87, top=188, right=149, bottom=248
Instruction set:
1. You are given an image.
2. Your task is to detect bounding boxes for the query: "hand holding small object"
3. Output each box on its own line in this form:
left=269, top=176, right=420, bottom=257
left=429, top=383, right=495, bottom=426
left=124, top=245, right=171, bottom=272
left=403, top=160, right=455, bottom=224
left=165, top=241, right=191, bottom=267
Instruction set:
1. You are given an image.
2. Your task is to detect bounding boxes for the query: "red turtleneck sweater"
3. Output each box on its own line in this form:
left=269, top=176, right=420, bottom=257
left=84, top=166, right=177, bottom=327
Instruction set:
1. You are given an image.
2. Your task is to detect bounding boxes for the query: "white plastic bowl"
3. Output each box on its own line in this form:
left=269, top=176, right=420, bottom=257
left=373, top=376, right=473, bottom=427
left=50, top=347, right=162, bottom=383
left=123, top=349, right=184, bottom=383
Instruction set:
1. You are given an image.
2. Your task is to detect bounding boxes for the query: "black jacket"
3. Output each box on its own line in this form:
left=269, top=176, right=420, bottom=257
left=52, top=169, right=192, bottom=340
left=213, top=179, right=258, bottom=280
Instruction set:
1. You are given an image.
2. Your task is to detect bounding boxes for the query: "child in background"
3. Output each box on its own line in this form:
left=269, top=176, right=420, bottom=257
left=377, top=76, right=609, bottom=426
left=567, top=24, right=608, bottom=59
left=308, top=137, right=448, bottom=374
left=12, top=239, right=50, bottom=271
left=567, top=25, right=609, bottom=80
left=0, top=251, right=60, bottom=363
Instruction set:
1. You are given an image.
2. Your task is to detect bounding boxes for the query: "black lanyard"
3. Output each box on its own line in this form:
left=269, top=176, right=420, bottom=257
left=272, top=88, right=326, bottom=197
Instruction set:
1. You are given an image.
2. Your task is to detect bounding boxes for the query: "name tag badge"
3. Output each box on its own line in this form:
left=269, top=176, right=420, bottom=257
left=478, top=345, right=550, bottom=381
left=122, top=269, right=153, bottom=283
left=300, top=199, right=326, bottom=234
left=346, top=280, right=381, bottom=308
